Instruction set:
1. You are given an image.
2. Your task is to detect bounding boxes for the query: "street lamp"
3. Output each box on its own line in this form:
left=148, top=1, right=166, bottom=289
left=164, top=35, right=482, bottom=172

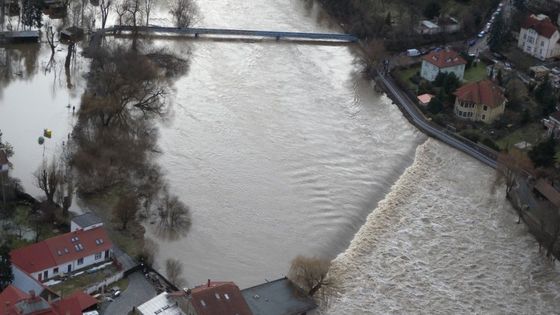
left=0, top=149, right=8, bottom=215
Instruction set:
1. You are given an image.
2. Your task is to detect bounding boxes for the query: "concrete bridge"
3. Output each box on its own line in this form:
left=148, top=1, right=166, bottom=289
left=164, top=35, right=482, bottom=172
left=103, top=25, right=358, bottom=43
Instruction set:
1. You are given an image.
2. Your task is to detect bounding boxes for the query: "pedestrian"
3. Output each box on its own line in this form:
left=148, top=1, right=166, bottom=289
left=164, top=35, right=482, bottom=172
left=72, top=106, right=75, bottom=113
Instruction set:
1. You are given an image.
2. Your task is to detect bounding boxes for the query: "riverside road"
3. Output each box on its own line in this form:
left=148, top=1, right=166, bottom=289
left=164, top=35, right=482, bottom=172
left=376, top=72, right=498, bottom=169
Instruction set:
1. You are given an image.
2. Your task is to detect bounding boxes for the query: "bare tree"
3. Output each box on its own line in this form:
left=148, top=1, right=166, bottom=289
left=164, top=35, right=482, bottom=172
left=34, top=160, right=62, bottom=204
left=44, top=23, right=58, bottom=56
left=113, top=192, right=139, bottom=230
left=99, top=0, right=112, bottom=30
left=82, top=47, right=166, bottom=127
left=169, top=0, right=198, bottom=28
left=144, top=0, right=153, bottom=25
left=165, top=258, right=186, bottom=287
left=288, top=255, right=331, bottom=297
left=158, top=189, right=191, bottom=229
left=496, top=149, right=533, bottom=194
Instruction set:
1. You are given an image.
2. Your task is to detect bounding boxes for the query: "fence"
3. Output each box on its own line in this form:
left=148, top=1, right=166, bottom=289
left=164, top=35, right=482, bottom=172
left=83, top=271, right=125, bottom=295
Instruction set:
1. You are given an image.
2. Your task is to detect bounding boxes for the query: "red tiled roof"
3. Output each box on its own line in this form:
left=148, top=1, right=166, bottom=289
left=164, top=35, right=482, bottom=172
left=454, top=79, right=506, bottom=108
left=521, top=15, right=558, bottom=39
left=422, top=49, right=466, bottom=69
left=0, top=286, right=58, bottom=315
left=11, top=227, right=112, bottom=274
left=0, top=286, right=95, bottom=315
left=190, top=282, right=252, bottom=315
left=51, top=296, right=85, bottom=315
left=0, top=285, right=29, bottom=306
left=64, top=291, right=97, bottom=310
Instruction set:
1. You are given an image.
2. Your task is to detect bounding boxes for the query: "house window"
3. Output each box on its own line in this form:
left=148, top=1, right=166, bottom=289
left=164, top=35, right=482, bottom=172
left=95, top=252, right=102, bottom=260
left=53, top=267, right=58, bottom=274
left=483, top=105, right=488, bottom=111
left=523, top=34, right=526, bottom=39
left=77, top=258, right=84, bottom=265
left=541, top=41, right=544, bottom=46
left=482, top=114, right=486, bottom=120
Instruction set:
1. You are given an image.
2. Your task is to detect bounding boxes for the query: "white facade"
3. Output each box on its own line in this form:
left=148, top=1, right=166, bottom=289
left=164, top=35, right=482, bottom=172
left=518, top=16, right=560, bottom=60
left=30, top=250, right=112, bottom=282
left=421, top=60, right=465, bottom=81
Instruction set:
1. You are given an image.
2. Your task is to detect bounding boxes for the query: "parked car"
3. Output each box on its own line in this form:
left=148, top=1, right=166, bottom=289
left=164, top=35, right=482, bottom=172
left=112, top=290, right=121, bottom=298
left=477, top=31, right=485, bottom=38
left=406, top=49, right=421, bottom=57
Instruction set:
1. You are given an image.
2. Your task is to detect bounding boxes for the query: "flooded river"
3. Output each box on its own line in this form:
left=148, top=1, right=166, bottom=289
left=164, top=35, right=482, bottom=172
left=1, top=0, right=560, bottom=311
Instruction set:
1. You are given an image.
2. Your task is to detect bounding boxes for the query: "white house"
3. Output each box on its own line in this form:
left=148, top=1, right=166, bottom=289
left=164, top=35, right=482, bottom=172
left=518, top=14, right=560, bottom=60
left=10, top=222, right=113, bottom=283
left=420, top=48, right=467, bottom=81
left=543, top=111, right=560, bottom=138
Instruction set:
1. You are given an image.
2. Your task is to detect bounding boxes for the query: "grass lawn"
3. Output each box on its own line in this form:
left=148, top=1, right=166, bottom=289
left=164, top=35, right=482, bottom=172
left=463, top=62, right=488, bottom=82
left=495, top=123, right=546, bottom=150
left=501, top=45, right=541, bottom=72
left=395, top=66, right=420, bottom=90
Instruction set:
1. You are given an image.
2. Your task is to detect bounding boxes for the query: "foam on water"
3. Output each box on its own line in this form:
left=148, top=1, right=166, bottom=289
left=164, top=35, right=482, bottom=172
left=327, top=139, right=560, bottom=314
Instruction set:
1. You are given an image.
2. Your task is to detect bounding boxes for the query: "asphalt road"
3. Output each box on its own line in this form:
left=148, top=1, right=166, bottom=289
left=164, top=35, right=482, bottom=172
left=102, top=271, right=156, bottom=315
left=377, top=73, right=497, bottom=168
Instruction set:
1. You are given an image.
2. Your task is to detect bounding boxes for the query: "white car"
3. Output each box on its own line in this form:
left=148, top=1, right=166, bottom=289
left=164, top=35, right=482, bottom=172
left=477, top=31, right=485, bottom=38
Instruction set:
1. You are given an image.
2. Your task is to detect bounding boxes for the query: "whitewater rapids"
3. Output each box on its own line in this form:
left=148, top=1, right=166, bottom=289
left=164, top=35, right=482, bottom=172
left=327, top=139, right=560, bottom=314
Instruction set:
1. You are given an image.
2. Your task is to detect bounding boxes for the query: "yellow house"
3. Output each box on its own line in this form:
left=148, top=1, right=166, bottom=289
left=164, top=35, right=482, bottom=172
left=453, top=80, right=506, bottom=124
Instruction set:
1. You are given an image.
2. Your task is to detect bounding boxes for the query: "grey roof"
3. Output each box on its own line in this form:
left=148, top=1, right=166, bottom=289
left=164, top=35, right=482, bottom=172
left=72, top=212, right=103, bottom=228
left=241, top=278, right=317, bottom=315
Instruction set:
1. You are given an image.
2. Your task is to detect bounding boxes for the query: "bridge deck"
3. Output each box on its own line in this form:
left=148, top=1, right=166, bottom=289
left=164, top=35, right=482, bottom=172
left=105, top=25, right=358, bottom=42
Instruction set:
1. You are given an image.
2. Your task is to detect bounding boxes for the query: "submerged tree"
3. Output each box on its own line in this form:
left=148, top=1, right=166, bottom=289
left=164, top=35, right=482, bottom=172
left=100, top=0, right=112, bottom=30
left=288, top=255, right=331, bottom=297
left=165, top=258, right=186, bottom=287
left=34, top=159, right=62, bottom=204
left=113, top=192, right=139, bottom=230
left=169, top=0, right=198, bottom=28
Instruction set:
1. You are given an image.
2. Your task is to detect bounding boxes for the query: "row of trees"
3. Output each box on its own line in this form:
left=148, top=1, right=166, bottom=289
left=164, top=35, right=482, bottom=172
left=70, top=43, right=192, bottom=239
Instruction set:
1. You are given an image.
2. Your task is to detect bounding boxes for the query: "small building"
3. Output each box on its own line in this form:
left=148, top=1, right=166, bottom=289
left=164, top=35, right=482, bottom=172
left=10, top=225, right=113, bottom=282
left=417, top=94, right=434, bottom=106
left=543, top=111, right=560, bottom=138
left=416, top=20, right=441, bottom=35
left=518, top=14, right=560, bottom=60
left=180, top=281, right=253, bottom=315
left=533, top=178, right=560, bottom=209
left=439, top=16, right=461, bottom=33
left=60, top=26, right=85, bottom=42
left=241, top=278, right=318, bottom=315
left=420, top=48, right=467, bottom=81
left=71, top=212, right=104, bottom=232
left=453, top=79, right=506, bottom=123
left=136, top=291, right=187, bottom=315
left=529, top=65, right=551, bottom=79
left=0, top=285, right=97, bottom=315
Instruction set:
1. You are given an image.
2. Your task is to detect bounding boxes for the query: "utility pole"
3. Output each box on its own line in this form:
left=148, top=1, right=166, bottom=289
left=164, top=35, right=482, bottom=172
left=0, top=150, right=8, bottom=218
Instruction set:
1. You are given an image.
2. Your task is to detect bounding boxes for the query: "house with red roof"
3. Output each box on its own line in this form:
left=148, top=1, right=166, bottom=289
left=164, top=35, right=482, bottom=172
left=0, top=285, right=97, bottom=315
left=453, top=79, right=506, bottom=123
left=180, top=280, right=253, bottom=315
left=420, top=48, right=467, bottom=82
left=518, top=14, right=560, bottom=60
left=10, top=219, right=113, bottom=283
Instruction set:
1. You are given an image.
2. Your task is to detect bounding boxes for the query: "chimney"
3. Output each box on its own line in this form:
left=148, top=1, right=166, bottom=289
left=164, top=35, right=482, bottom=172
left=207, top=279, right=211, bottom=288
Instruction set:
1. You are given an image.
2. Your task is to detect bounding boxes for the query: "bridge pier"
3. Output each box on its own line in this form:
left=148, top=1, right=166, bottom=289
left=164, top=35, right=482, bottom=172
left=275, top=36, right=280, bottom=41
left=195, top=33, right=199, bottom=38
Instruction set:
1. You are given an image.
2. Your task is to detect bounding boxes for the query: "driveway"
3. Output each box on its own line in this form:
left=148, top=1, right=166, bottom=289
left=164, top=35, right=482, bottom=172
left=102, top=271, right=156, bottom=315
